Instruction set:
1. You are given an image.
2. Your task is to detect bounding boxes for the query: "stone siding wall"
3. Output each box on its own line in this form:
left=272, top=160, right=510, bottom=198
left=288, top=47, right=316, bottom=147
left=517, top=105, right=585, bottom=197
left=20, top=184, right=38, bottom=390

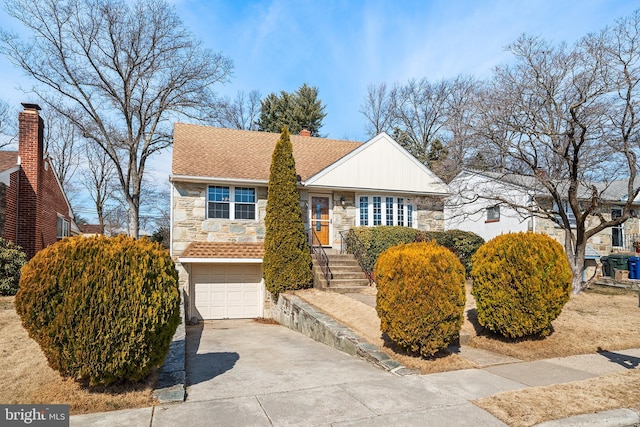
left=171, top=182, right=268, bottom=257
left=535, top=209, right=640, bottom=256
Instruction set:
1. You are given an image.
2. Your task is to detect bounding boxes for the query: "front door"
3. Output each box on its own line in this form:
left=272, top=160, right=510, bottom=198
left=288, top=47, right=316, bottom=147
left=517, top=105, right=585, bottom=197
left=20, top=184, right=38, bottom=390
left=311, top=196, right=330, bottom=246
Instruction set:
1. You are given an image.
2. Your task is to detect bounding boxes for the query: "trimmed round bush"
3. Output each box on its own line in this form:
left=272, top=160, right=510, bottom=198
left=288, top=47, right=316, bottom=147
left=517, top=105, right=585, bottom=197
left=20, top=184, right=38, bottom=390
left=0, top=238, right=26, bottom=296
left=15, top=235, right=180, bottom=386
left=471, top=232, right=571, bottom=339
left=375, top=241, right=466, bottom=357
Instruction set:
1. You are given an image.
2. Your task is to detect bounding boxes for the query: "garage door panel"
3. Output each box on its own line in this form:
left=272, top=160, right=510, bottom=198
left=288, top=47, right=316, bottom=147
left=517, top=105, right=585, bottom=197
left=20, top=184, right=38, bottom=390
left=192, top=264, right=262, bottom=320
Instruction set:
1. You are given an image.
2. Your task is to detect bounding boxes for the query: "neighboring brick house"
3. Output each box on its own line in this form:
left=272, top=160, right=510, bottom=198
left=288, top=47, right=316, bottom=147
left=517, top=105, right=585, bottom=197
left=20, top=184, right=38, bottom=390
left=0, top=103, right=77, bottom=259
left=171, top=125, right=450, bottom=320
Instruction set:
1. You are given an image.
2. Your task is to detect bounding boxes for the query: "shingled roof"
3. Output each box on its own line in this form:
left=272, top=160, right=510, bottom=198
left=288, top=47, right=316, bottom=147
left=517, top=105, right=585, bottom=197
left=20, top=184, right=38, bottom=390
left=172, top=124, right=363, bottom=182
left=180, top=242, right=265, bottom=259
left=0, top=151, right=18, bottom=173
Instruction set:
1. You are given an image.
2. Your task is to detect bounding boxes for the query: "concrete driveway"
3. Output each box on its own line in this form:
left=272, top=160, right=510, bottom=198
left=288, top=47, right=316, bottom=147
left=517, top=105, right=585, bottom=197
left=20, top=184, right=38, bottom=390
left=150, top=319, right=508, bottom=427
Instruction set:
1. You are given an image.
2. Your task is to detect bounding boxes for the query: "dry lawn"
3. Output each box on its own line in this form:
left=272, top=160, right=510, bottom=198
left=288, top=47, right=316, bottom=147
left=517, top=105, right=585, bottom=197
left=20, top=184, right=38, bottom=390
left=0, top=296, right=157, bottom=415
left=475, top=370, right=640, bottom=427
left=294, top=284, right=640, bottom=426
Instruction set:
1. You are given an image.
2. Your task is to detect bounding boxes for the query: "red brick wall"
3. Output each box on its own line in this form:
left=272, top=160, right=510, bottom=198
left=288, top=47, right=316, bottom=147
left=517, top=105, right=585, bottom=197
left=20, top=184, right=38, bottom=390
left=0, top=182, right=6, bottom=238
left=4, top=171, right=17, bottom=244
left=40, top=158, right=73, bottom=251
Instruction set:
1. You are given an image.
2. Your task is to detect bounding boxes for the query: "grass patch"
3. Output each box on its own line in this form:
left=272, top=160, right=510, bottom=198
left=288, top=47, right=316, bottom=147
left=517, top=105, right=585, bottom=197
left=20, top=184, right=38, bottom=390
left=0, top=296, right=157, bottom=415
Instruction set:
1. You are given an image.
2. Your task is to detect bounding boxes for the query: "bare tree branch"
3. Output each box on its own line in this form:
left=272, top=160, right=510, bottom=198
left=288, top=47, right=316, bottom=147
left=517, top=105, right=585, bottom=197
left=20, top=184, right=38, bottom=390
left=1, top=0, right=233, bottom=237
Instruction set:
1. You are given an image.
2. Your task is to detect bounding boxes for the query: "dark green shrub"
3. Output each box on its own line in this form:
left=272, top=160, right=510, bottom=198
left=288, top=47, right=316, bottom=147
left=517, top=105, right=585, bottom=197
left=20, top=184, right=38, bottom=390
left=375, top=241, right=466, bottom=357
left=0, top=238, right=27, bottom=296
left=425, top=229, right=485, bottom=274
left=471, top=232, right=571, bottom=339
left=345, top=226, right=422, bottom=272
left=15, top=235, right=180, bottom=386
left=263, top=127, right=312, bottom=296
left=344, top=227, right=483, bottom=275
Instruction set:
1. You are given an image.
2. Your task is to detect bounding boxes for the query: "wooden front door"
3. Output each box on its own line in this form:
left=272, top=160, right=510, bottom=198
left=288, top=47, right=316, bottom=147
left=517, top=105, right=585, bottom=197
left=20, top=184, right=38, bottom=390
left=311, top=196, right=330, bottom=246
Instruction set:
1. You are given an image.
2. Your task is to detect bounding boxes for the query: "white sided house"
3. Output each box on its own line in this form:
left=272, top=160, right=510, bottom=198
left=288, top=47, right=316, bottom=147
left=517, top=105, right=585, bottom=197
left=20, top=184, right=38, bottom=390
left=170, top=125, right=449, bottom=320
left=445, top=170, right=640, bottom=276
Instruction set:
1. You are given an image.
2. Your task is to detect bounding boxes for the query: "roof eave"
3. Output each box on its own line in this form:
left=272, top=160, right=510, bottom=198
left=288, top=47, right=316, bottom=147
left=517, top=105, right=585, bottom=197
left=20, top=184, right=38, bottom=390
left=302, top=182, right=449, bottom=196
left=170, top=174, right=269, bottom=185
left=178, top=257, right=263, bottom=263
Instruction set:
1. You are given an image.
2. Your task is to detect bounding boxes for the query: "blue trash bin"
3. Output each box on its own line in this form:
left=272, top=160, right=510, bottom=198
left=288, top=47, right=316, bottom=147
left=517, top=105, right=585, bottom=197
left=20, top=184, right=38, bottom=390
left=630, top=256, right=640, bottom=280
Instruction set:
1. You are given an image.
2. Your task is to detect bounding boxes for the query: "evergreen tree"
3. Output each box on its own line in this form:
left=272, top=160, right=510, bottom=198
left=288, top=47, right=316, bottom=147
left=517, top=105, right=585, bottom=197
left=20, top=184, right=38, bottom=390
left=258, top=83, right=326, bottom=136
left=263, top=127, right=313, bottom=296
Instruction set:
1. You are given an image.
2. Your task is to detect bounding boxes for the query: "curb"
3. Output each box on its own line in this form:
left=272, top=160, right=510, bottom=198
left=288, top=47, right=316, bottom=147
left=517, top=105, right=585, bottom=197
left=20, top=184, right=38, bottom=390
left=153, top=290, right=186, bottom=402
left=272, top=293, right=416, bottom=376
left=534, top=408, right=640, bottom=427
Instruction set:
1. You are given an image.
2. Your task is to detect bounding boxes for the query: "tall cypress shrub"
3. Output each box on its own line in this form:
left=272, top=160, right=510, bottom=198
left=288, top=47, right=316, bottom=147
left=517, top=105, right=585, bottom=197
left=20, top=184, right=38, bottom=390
left=263, top=127, right=312, bottom=296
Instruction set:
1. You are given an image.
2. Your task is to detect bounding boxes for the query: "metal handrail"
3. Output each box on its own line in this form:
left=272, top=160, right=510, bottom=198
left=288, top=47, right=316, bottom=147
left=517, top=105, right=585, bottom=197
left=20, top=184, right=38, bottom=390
left=309, top=228, right=332, bottom=285
left=339, top=230, right=374, bottom=285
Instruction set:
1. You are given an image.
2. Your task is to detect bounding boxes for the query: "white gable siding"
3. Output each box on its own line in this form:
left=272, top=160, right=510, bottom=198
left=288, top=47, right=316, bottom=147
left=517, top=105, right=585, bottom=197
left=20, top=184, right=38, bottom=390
left=305, top=133, right=448, bottom=195
left=445, top=172, right=530, bottom=242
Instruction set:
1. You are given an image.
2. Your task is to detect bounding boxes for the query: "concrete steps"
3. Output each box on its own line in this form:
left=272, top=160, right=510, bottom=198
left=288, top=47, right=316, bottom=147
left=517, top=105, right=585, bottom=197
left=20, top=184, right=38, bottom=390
left=311, top=250, right=372, bottom=293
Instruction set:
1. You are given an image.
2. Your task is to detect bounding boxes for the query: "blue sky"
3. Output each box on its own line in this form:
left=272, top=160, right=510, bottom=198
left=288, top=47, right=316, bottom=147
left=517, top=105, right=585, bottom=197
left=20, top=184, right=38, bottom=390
left=0, top=0, right=638, bottom=220
left=2, top=0, right=638, bottom=140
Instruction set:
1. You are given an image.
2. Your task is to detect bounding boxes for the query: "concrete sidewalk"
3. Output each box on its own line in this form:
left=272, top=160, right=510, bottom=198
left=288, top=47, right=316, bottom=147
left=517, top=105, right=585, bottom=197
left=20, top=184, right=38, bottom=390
left=70, top=319, right=640, bottom=427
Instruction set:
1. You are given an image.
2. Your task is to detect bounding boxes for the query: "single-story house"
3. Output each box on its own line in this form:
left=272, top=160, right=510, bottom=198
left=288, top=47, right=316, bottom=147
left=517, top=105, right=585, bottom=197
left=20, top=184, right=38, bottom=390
left=170, top=125, right=449, bottom=320
left=0, top=103, right=78, bottom=259
left=445, top=169, right=640, bottom=277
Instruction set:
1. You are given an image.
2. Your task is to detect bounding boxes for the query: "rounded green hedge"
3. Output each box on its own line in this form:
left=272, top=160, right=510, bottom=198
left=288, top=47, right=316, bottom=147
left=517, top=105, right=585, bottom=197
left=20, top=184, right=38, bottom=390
left=471, top=232, right=571, bottom=339
left=375, top=241, right=466, bottom=357
left=15, top=235, right=180, bottom=386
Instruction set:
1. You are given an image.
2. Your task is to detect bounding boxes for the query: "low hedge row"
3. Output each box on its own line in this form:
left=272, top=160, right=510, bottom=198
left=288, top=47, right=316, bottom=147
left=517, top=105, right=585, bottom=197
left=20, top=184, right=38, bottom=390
left=343, top=227, right=484, bottom=274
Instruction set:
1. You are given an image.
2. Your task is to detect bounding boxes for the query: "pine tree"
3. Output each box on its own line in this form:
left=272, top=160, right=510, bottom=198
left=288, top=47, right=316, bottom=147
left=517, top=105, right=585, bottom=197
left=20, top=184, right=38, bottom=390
left=257, top=83, right=326, bottom=136
left=263, top=127, right=313, bottom=296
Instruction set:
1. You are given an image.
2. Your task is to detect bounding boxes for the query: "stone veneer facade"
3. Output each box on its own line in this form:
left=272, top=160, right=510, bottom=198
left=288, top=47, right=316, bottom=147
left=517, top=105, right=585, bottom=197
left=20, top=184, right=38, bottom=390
left=172, top=182, right=447, bottom=258
left=534, top=206, right=640, bottom=256
left=172, top=181, right=446, bottom=317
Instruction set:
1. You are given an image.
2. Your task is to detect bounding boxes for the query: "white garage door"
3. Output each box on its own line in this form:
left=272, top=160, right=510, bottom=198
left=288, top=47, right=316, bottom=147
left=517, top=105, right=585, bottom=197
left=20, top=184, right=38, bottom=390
left=192, top=263, right=263, bottom=320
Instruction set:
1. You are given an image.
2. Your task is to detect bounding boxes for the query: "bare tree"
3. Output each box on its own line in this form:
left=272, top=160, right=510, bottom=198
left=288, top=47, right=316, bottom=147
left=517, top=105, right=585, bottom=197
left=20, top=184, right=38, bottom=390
left=455, top=12, right=640, bottom=294
left=360, top=82, right=395, bottom=138
left=389, top=78, right=451, bottom=164
left=42, top=108, right=82, bottom=197
left=0, top=99, right=16, bottom=148
left=210, top=90, right=261, bottom=130
left=80, top=144, right=117, bottom=234
left=1, top=0, right=233, bottom=237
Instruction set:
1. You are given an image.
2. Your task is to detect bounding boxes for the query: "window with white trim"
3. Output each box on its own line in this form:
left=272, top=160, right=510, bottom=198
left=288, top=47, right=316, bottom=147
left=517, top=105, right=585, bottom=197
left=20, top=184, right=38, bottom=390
left=373, top=196, right=382, bottom=226
left=385, top=197, right=394, bottom=225
left=357, top=195, right=416, bottom=228
left=359, top=196, right=369, bottom=226
left=57, top=216, right=70, bottom=239
left=486, top=205, right=500, bottom=222
left=208, top=186, right=256, bottom=220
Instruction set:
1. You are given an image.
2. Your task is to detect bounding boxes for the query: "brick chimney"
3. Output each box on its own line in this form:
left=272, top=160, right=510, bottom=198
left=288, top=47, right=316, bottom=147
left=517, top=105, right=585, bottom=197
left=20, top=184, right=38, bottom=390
left=16, top=103, right=44, bottom=258
left=299, top=129, right=311, bottom=137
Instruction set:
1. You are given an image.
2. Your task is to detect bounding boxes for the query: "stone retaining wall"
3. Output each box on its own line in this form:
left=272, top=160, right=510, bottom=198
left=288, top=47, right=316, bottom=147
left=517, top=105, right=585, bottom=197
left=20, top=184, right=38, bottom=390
left=272, top=293, right=414, bottom=375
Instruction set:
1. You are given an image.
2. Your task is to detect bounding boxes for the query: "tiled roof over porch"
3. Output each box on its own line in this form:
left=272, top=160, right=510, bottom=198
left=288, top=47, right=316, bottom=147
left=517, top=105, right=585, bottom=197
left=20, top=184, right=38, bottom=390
left=180, top=241, right=265, bottom=259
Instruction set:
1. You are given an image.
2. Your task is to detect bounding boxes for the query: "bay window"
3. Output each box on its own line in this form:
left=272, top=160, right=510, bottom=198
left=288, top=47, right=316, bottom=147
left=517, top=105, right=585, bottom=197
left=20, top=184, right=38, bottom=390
left=357, top=195, right=416, bottom=228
